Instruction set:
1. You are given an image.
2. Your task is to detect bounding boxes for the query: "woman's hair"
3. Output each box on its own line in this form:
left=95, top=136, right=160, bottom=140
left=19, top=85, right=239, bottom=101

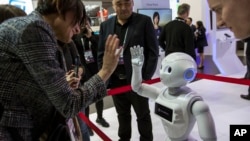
left=196, top=21, right=205, bottom=29
left=36, top=0, right=86, bottom=26
left=153, top=11, right=160, bottom=24
left=0, top=4, right=26, bottom=24
left=86, top=16, right=91, bottom=25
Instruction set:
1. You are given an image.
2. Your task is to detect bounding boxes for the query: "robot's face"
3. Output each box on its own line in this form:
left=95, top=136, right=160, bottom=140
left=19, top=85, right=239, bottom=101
left=159, top=53, right=197, bottom=87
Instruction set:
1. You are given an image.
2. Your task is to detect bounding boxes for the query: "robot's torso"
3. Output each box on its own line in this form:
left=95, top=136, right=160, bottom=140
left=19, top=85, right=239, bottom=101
left=155, top=87, right=202, bottom=140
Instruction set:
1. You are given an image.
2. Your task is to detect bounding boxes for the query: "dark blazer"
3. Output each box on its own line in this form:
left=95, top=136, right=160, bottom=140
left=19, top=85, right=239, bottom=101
left=190, top=24, right=197, bottom=48
left=73, top=32, right=99, bottom=82
left=190, top=24, right=196, bottom=33
left=98, top=12, right=159, bottom=81
left=196, top=27, right=208, bottom=47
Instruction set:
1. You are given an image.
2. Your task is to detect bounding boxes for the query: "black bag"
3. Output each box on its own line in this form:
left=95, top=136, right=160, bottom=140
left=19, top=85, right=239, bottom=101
left=46, top=123, right=71, bottom=141
left=43, top=111, right=82, bottom=141
left=41, top=110, right=71, bottom=141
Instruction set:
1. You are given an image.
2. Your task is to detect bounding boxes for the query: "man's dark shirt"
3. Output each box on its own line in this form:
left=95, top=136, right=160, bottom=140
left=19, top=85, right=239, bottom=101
left=159, top=17, right=196, bottom=60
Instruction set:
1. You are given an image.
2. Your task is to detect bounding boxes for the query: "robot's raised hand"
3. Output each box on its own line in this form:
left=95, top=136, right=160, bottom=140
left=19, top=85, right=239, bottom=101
left=130, top=45, right=144, bottom=67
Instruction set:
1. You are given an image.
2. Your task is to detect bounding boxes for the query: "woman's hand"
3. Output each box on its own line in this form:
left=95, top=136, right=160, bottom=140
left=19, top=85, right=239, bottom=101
left=66, top=70, right=80, bottom=89
left=98, top=34, right=121, bottom=82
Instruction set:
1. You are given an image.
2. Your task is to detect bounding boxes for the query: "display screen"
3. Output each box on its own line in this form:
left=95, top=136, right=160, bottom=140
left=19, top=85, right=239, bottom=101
left=137, top=8, right=172, bottom=27
left=155, top=102, right=173, bottom=122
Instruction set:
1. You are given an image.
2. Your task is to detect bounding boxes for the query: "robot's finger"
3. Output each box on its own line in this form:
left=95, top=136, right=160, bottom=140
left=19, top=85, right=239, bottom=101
left=130, top=47, right=133, bottom=55
left=130, top=47, right=135, bottom=57
left=136, top=46, right=140, bottom=56
left=139, top=47, right=144, bottom=55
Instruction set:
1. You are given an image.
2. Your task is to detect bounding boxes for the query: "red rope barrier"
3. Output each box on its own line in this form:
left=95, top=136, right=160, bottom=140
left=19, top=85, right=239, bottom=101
left=78, top=112, right=112, bottom=141
left=80, top=73, right=250, bottom=140
left=196, top=73, right=250, bottom=85
left=107, top=78, right=160, bottom=96
left=107, top=73, right=250, bottom=96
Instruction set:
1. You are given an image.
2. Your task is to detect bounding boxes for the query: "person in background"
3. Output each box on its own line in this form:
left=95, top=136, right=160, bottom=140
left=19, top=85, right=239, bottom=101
left=186, top=17, right=196, bottom=34
left=97, top=0, right=159, bottom=140
left=0, top=4, right=26, bottom=23
left=0, top=0, right=121, bottom=140
left=73, top=16, right=110, bottom=137
left=152, top=11, right=162, bottom=39
left=159, top=3, right=196, bottom=60
left=195, top=21, right=208, bottom=69
left=207, top=0, right=250, bottom=100
left=57, top=39, right=90, bottom=141
left=186, top=17, right=197, bottom=49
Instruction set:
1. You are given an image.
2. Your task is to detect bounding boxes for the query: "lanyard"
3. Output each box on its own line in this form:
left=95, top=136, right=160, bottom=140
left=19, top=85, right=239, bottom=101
left=81, top=38, right=92, bottom=51
left=122, top=27, right=129, bottom=47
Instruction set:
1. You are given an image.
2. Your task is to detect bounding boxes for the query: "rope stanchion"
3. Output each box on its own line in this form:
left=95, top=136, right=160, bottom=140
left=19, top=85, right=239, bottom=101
left=78, top=112, right=112, bottom=141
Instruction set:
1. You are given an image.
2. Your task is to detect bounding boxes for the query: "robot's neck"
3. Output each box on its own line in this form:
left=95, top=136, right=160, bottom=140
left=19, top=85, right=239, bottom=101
left=168, top=86, right=190, bottom=96
left=168, top=87, right=181, bottom=95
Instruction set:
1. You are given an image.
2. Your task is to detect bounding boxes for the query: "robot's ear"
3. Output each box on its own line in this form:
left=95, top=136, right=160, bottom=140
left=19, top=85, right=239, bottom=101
left=183, top=68, right=196, bottom=81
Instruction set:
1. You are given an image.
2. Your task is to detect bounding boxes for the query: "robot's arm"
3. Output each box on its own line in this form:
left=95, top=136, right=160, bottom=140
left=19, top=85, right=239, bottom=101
left=130, top=46, right=159, bottom=100
left=192, top=101, right=217, bottom=141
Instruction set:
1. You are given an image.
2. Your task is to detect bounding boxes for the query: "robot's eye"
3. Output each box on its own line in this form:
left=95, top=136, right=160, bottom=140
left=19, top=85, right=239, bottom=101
left=162, top=66, right=171, bottom=74
left=167, top=67, right=172, bottom=73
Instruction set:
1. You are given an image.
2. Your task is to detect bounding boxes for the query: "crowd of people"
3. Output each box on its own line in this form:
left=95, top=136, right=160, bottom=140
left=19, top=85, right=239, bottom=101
left=0, top=0, right=250, bottom=140
left=98, top=0, right=158, bottom=140
left=0, top=0, right=120, bottom=140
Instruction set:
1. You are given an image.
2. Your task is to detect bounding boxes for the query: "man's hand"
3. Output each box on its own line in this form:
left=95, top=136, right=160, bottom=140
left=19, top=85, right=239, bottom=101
left=130, top=45, right=144, bottom=67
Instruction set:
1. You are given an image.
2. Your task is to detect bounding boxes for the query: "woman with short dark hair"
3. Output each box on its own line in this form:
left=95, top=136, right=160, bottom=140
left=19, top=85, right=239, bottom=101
left=195, top=21, right=208, bottom=69
left=0, top=0, right=121, bottom=140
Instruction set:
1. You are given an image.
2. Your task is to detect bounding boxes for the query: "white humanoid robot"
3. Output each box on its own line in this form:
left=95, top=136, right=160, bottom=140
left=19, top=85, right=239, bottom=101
left=130, top=46, right=217, bottom=141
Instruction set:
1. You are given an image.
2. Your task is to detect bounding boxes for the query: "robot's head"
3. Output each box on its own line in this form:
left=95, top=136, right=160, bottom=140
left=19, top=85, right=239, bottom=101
left=159, top=52, right=197, bottom=87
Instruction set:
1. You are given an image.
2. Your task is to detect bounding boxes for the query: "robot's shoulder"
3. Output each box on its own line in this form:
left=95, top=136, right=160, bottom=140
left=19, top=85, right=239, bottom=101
left=184, top=91, right=203, bottom=100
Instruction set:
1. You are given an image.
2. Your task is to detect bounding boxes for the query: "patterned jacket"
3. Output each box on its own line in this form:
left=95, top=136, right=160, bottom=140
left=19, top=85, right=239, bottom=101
left=0, top=11, right=106, bottom=138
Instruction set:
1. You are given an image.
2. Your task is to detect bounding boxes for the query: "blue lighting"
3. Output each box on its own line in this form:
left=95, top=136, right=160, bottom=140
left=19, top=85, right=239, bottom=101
left=9, top=0, right=26, bottom=11
left=183, top=68, right=195, bottom=81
